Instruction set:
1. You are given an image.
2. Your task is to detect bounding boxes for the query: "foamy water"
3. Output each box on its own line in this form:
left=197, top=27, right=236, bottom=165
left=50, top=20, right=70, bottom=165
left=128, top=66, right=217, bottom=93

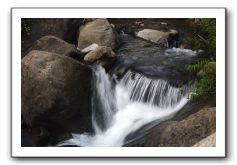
left=57, top=66, right=191, bottom=147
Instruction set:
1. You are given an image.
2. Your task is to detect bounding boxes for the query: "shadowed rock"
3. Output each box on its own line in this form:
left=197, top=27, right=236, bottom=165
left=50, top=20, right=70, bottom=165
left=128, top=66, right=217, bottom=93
left=26, top=35, right=82, bottom=61
left=22, top=18, right=84, bottom=57
left=22, top=50, right=92, bottom=146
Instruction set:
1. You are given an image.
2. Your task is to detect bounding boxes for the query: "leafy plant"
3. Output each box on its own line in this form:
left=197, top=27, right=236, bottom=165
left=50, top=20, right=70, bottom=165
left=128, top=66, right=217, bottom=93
left=186, top=60, right=208, bottom=72
left=186, top=60, right=216, bottom=100
left=21, top=18, right=31, bottom=36
left=191, top=18, right=216, bottom=59
left=185, top=18, right=216, bottom=100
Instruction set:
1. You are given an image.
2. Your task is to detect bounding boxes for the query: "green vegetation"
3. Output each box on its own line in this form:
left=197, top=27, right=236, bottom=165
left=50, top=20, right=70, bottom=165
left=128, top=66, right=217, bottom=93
left=186, top=60, right=216, bottom=100
left=191, top=18, right=216, bottom=59
left=21, top=18, right=31, bottom=36
left=186, top=18, right=216, bottom=100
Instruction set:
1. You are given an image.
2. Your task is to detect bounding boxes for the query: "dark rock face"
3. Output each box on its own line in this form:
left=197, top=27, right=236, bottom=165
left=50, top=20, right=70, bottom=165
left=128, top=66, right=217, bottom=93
left=111, top=34, right=197, bottom=87
left=26, top=35, right=82, bottom=61
left=78, top=19, right=119, bottom=50
left=95, top=58, right=117, bottom=71
left=22, top=50, right=92, bottom=146
left=126, top=107, right=216, bottom=147
left=22, top=18, right=84, bottom=57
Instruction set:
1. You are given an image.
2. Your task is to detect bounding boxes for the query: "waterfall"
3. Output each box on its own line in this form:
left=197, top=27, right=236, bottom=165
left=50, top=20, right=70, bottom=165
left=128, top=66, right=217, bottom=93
left=120, top=70, right=190, bottom=108
left=91, top=66, right=117, bottom=133
left=58, top=65, right=191, bottom=147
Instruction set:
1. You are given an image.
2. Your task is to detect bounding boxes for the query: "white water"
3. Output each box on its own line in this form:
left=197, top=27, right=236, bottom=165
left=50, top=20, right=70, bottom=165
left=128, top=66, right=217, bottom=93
left=165, top=47, right=197, bottom=56
left=58, top=66, right=191, bottom=147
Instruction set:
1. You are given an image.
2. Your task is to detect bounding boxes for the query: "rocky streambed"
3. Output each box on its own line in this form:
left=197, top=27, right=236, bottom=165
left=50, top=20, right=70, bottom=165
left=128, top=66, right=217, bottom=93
left=21, top=18, right=216, bottom=147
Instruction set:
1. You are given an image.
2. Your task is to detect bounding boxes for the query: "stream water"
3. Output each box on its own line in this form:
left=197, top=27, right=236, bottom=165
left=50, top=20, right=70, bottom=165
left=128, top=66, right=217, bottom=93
left=58, top=34, right=197, bottom=147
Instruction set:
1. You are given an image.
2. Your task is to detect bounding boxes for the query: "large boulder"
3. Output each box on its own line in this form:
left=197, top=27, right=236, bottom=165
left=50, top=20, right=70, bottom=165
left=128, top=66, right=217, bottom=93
left=27, top=35, right=82, bottom=61
left=136, top=29, right=178, bottom=47
left=22, top=50, right=92, bottom=146
left=78, top=19, right=119, bottom=50
left=126, top=107, right=216, bottom=147
left=84, top=46, right=116, bottom=70
left=22, top=18, right=84, bottom=57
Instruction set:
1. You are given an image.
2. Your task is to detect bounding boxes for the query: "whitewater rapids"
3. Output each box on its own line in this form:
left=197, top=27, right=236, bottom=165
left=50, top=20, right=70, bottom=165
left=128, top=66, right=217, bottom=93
left=58, top=65, right=191, bottom=147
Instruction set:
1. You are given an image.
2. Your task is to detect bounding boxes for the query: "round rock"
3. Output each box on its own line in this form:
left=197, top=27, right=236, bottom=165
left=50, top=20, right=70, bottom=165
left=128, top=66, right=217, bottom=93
left=22, top=50, right=92, bottom=136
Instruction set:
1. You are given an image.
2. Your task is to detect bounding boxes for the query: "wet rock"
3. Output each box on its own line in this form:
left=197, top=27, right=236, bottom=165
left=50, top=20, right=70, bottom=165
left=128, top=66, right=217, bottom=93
left=26, top=35, right=82, bottom=61
left=95, top=58, right=117, bottom=71
left=126, top=107, right=216, bottom=147
left=22, top=18, right=84, bottom=57
left=78, top=19, right=119, bottom=50
left=136, top=29, right=178, bottom=47
left=179, top=43, right=191, bottom=49
left=110, top=64, right=130, bottom=79
left=22, top=50, right=92, bottom=146
left=196, top=49, right=207, bottom=59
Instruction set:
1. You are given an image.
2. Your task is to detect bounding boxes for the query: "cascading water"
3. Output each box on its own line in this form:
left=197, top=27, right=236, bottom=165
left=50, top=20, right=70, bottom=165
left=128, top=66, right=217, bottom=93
left=120, top=70, right=190, bottom=108
left=58, top=64, right=192, bottom=147
left=91, top=66, right=117, bottom=133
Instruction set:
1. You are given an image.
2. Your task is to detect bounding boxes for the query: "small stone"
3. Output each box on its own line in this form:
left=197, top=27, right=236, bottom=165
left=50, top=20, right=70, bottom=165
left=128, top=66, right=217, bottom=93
left=81, top=43, right=99, bottom=54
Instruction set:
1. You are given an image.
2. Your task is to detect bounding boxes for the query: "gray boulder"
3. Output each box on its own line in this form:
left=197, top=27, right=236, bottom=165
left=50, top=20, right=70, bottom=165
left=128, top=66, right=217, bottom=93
left=136, top=29, right=178, bottom=47
left=22, top=50, right=92, bottom=145
left=78, top=19, right=119, bottom=50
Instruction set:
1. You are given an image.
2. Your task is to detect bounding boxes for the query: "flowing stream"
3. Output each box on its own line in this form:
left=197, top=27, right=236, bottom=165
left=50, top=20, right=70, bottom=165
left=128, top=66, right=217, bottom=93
left=57, top=32, right=197, bottom=147
left=58, top=64, right=192, bottom=147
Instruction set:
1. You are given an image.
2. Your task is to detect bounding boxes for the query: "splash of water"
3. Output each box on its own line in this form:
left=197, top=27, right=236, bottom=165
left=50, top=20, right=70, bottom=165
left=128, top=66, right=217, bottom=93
left=58, top=66, right=191, bottom=147
left=165, top=47, right=197, bottom=56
